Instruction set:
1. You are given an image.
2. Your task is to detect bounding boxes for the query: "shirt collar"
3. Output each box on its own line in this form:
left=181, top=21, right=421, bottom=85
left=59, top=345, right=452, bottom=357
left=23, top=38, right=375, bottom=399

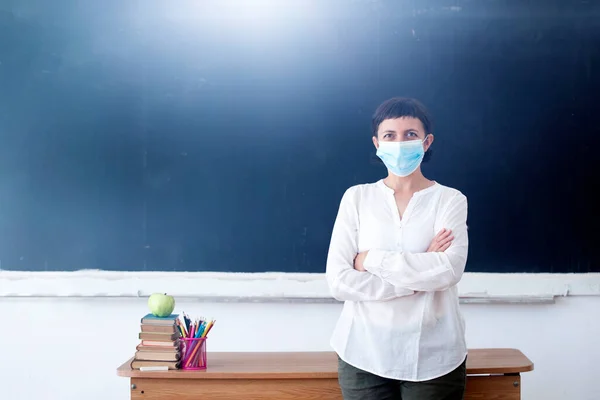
left=376, top=179, right=439, bottom=197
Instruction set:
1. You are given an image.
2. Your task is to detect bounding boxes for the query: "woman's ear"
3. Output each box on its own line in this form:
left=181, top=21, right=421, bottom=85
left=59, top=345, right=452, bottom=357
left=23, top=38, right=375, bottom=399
left=372, top=135, right=379, bottom=149
left=424, top=134, right=434, bottom=152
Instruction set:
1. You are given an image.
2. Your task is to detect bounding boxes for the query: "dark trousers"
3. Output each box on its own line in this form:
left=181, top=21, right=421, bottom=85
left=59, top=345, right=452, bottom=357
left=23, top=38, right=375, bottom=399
left=337, top=357, right=466, bottom=400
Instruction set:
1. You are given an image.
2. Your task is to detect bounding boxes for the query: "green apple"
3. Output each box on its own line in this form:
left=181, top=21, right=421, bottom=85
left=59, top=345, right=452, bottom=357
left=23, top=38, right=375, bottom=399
left=148, top=293, right=175, bottom=317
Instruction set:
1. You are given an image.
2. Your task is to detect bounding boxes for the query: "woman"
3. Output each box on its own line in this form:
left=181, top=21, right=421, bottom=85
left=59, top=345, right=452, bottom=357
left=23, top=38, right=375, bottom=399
left=326, top=97, right=469, bottom=400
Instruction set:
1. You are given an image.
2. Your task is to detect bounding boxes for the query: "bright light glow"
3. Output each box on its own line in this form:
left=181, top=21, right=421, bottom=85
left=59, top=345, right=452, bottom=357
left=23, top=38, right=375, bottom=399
left=159, top=0, right=319, bottom=23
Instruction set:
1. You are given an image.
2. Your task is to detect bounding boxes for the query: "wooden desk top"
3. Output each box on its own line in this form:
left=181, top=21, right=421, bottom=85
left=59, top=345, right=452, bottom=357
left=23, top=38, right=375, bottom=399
left=117, top=348, right=533, bottom=380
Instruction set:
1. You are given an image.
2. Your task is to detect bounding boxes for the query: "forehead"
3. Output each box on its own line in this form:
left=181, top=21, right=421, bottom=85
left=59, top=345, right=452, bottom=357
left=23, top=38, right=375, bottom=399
left=378, top=117, right=424, bottom=133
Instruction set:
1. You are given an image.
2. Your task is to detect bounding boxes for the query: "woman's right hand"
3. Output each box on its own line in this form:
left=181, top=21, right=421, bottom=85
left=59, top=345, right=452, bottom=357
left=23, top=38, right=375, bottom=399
left=427, top=228, right=454, bottom=252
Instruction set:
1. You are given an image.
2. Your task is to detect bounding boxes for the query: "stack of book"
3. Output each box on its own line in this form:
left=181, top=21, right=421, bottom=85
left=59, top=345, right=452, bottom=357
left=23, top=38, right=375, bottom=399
left=131, top=313, right=181, bottom=370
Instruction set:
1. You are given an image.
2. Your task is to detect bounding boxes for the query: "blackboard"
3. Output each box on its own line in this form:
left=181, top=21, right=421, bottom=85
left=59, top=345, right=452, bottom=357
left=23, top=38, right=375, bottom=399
left=0, top=0, right=598, bottom=273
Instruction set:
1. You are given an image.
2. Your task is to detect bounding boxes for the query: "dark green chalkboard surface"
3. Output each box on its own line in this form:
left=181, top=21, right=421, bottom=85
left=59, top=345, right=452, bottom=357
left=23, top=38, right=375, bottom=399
left=0, top=0, right=597, bottom=272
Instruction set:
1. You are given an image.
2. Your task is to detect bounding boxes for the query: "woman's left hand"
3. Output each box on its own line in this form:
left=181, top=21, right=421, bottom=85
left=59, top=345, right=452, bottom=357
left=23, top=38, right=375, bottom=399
left=354, top=251, right=369, bottom=272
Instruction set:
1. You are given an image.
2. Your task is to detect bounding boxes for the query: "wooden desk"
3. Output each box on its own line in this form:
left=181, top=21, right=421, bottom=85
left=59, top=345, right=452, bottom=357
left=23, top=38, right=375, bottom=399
left=117, top=348, right=533, bottom=400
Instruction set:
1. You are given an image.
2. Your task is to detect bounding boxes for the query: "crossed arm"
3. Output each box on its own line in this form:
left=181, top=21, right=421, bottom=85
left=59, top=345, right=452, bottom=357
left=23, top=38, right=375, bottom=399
left=325, top=187, right=468, bottom=301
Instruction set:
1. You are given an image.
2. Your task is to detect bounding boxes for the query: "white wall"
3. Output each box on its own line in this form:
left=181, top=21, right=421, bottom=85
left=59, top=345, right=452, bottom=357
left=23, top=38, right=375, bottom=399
left=1, top=296, right=599, bottom=400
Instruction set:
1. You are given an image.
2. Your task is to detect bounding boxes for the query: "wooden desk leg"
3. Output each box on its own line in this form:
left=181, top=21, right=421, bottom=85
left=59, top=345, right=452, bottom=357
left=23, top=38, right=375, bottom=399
left=129, top=377, right=343, bottom=400
left=465, top=374, right=521, bottom=400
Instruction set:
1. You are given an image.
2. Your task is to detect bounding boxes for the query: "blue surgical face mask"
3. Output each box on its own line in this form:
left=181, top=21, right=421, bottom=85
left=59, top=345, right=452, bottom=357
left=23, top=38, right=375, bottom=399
left=376, top=137, right=428, bottom=177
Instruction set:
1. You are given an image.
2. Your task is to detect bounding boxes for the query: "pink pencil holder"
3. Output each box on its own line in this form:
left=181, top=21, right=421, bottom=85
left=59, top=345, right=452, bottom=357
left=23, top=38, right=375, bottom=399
left=180, top=337, right=207, bottom=370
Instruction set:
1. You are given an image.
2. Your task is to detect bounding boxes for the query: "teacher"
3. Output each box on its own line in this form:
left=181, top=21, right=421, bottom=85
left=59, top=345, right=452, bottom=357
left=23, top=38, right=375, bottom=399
left=326, top=97, right=469, bottom=400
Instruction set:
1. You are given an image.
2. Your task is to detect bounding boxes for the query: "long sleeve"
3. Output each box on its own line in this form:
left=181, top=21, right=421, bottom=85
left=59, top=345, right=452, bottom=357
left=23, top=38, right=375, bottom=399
left=325, top=187, right=415, bottom=301
left=363, top=192, right=469, bottom=292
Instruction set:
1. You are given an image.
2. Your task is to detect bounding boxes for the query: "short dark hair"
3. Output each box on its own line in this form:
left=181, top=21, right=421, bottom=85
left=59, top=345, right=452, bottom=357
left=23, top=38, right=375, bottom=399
left=372, top=97, right=434, bottom=162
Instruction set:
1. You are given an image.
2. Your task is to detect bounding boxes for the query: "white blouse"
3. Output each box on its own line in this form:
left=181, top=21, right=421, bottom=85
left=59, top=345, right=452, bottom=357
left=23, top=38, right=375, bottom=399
left=326, top=179, right=469, bottom=381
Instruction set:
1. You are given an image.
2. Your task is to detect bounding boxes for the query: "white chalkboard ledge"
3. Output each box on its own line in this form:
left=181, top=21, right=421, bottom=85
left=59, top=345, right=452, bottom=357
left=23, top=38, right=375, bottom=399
left=1, top=271, right=599, bottom=303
